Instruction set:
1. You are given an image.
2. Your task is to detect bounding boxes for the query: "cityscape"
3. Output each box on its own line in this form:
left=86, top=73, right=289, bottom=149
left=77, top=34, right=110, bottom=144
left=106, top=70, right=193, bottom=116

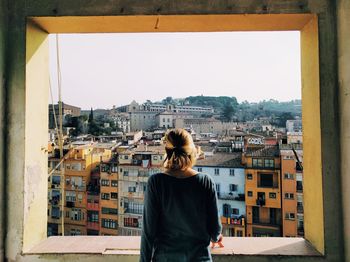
left=47, top=96, right=304, bottom=238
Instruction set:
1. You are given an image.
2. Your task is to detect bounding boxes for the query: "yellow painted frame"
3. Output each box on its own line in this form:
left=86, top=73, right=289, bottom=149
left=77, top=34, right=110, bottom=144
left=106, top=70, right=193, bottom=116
left=26, top=14, right=323, bottom=254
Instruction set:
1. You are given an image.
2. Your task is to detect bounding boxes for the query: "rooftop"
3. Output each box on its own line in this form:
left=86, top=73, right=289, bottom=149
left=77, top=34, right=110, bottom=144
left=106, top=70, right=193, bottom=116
left=245, top=146, right=280, bottom=157
left=196, top=152, right=243, bottom=168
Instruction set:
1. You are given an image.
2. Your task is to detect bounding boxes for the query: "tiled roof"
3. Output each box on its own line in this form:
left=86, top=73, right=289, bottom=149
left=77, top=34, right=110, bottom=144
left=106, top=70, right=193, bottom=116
left=245, top=146, right=280, bottom=157
left=195, top=152, right=243, bottom=168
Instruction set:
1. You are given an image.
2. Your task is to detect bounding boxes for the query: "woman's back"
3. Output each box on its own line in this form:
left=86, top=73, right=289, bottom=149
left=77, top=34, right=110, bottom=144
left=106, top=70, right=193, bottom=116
left=140, top=172, right=222, bottom=262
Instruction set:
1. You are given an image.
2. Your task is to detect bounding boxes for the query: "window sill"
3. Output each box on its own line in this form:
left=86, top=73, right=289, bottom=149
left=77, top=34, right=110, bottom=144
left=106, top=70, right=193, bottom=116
left=26, top=236, right=322, bottom=257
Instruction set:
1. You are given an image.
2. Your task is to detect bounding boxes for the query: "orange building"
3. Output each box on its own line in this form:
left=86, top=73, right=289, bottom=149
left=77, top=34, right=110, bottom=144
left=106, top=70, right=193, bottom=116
left=99, top=157, right=119, bottom=235
left=280, top=144, right=304, bottom=237
left=86, top=166, right=100, bottom=235
left=244, top=145, right=282, bottom=237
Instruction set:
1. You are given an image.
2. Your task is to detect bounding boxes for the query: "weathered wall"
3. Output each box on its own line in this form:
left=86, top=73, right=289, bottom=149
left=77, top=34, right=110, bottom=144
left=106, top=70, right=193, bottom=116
left=338, top=0, right=350, bottom=261
left=0, top=0, right=8, bottom=260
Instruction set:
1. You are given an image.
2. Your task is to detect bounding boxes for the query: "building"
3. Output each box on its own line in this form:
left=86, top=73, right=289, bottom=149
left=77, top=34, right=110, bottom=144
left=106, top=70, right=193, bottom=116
left=117, top=144, right=165, bottom=236
left=48, top=102, right=81, bottom=129
left=155, top=111, right=191, bottom=129
left=195, top=152, right=246, bottom=237
left=99, top=156, right=119, bottom=236
left=129, top=111, right=158, bottom=131
left=174, top=118, right=238, bottom=135
left=63, top=145, right=111, bottom=236
left=286, top=119, right=302, bottom=132
left=280, top=144, right=304, bottom=237
left=243, top=145, right=282, bottom=237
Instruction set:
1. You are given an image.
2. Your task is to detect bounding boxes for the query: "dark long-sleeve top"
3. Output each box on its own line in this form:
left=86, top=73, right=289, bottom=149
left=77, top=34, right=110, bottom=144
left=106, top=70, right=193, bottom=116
left=140, top=172, right=222, bottom=262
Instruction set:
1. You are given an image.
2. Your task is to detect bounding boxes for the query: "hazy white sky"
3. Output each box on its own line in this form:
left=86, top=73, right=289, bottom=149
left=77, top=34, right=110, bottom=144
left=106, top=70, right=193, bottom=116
left=49, top=31, right=301, bottom=110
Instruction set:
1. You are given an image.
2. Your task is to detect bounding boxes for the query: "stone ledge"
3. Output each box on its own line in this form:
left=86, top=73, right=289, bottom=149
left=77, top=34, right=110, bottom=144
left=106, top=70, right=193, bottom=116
left=26, top=236, right=322, bottom=256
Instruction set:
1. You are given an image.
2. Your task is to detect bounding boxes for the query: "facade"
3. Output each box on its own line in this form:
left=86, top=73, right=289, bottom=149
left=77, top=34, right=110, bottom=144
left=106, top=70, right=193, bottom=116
left=175, top=118, right=238, bottom=135
left=99, top=157, right=119, bottom=235
left=117, top=145, right=165, bottom=236
left=195, top=152, right=246, bottom=237
left=47, top=144, right=111, bottom=236
left=286, top=119, right=302, bottom=132
left=243, top=145, right=282, bottom=237
left=280, top=144, right=304, bottom=237
left=129, top=111, right=158, bottom=131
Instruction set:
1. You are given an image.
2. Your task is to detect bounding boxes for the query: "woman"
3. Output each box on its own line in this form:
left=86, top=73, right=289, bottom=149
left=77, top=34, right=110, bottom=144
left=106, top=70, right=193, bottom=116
left=140, top=128, right=223, bottom=262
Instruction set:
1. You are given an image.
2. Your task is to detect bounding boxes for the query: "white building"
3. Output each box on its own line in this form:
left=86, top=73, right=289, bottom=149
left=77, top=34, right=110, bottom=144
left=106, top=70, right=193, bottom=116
left=194, top=152, right=246, bottom=237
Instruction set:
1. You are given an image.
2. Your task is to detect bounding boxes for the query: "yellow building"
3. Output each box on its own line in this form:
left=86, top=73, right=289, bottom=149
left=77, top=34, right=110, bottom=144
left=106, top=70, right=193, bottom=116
left=63, top=144, right=111, bottom=236
left=244, top=145, right=282, bottom=237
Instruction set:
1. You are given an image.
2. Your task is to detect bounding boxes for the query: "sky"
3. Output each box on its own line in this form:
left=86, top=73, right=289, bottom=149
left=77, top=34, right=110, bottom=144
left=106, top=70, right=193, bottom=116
left=49, top=31, right=301, bottom=110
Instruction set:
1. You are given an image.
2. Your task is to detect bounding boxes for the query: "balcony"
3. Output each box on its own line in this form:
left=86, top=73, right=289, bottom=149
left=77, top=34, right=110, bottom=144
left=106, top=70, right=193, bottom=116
left=256, top=198, right=266, bottom=206
left=66, top=201, right=75, bottom=208
left=87, top=202, right=99, bottom=211
left=221, top=216, right=245, bottom=225
left=87, top=184, right=100, bottom=195
left=124, top=208, right=143, bottom=215
left=297, top=206, right=304, bottom=214
left=252, top=219, right=280, bottom=227
left=87, top=221, right=100, bottom=231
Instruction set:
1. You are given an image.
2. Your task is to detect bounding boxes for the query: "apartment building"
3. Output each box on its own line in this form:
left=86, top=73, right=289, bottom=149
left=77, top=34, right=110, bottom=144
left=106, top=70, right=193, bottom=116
left=118, top=144, right=164, bottom=236
left=99, top=156, right=119, bottom=235
left=243, top=145, right=282, bottom=237
left=63, top=145, right=111, bottom=236
left=195, top=152, right=246, bottom=237
left=280, top=144, right=304, bottom=237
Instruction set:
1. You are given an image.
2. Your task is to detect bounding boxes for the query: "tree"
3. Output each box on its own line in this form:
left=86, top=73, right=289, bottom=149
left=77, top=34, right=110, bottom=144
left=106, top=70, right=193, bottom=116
left=88, top=107, right=94, bottom=123
left=222, top=103, right=235, bottom=122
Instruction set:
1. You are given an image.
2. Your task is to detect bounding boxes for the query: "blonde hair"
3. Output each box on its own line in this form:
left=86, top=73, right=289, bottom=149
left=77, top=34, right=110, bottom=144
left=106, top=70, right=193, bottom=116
left=163, top=128, right=198, bottom=171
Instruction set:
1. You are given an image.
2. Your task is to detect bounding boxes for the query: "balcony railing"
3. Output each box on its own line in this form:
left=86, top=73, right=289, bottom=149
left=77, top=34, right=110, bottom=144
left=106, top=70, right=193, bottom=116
left=256, top=198, right=266, bottom=206
left=124, top=208, right=143, bottom=215
left=252, top=219, right=280, bottom=227
left=297, top=206, right=304, bottom=214
left=87, top=221, right=100, bottom=231
left=87, top=202, right=99, bottom=211
left=217, top=192, right=245, bottom=201
left=221, top=216, right=245, bottom=225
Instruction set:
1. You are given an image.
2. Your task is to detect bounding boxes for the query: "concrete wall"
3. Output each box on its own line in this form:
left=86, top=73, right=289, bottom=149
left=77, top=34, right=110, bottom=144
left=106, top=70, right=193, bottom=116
left=337, top=0, right=350, bottom=261
left=0, top=0, right=347, bottom=261
left=0, top=0, right=7, bottom=260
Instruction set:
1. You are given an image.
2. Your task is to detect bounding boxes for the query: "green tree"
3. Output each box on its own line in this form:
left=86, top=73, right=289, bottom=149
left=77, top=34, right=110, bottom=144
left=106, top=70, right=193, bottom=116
left=222, top=103, right=235, bottom=122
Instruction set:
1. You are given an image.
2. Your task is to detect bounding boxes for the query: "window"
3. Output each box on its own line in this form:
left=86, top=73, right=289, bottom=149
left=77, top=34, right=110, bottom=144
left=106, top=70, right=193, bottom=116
left=229, top=184, right=238, bottom=192
left=258, top=173, right=274, bottom=188
left=101, top=179, right=110, bottom=186
left=232, top=208, right=239, bottom=215
left=153, top=156, right=158, bottom=160
left=102, top=207, right=118, bottom=215
left=111, top=180, right=118, bottom=187
left=229, top=169, right=235, bottom=176
left=285, top=212, right=296, bottom=220
left=252, top=158, right=263, bottom=167
left=247, top=173, right=253, bottom=180
left=285, top=193, right=294, bottom=199
left=66, top=191, right=76, bottom=202
left=102, top=218, right=117, bottom=229
left=128, top=186, right=136, bottom=193
left=197, top=167, right=202, bottom=172
left=124, top=155, right=129, bottom=160
left=264, top=159, right=274, bottom=168
left=284, top=173, right=294, bottom=179
left=269, top=192, right=277, bottom=199
left=124, top=171, right=129, bottom=176
left=247, top=191, right=253, bottom=197
left=87, top=211, right=99, bottom=222
left=296, top=181, right=303, bottom=192
left=101, top=193, right=110, bottom=200
left=215, top=184, right=220, bottom=193
left=111, top=192, right=118, bottom=199
left=70, top=228, right=81, bottom=236
left=71, top=208, right=84, bottom=221
left=124, top=217, right=140, bottom=228
left=214, top=168, right=220, bottom=175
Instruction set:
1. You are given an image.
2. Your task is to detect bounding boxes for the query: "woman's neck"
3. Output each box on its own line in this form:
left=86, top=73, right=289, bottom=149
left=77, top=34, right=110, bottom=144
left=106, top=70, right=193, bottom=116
left=164, top=168, right=198, bottom=178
